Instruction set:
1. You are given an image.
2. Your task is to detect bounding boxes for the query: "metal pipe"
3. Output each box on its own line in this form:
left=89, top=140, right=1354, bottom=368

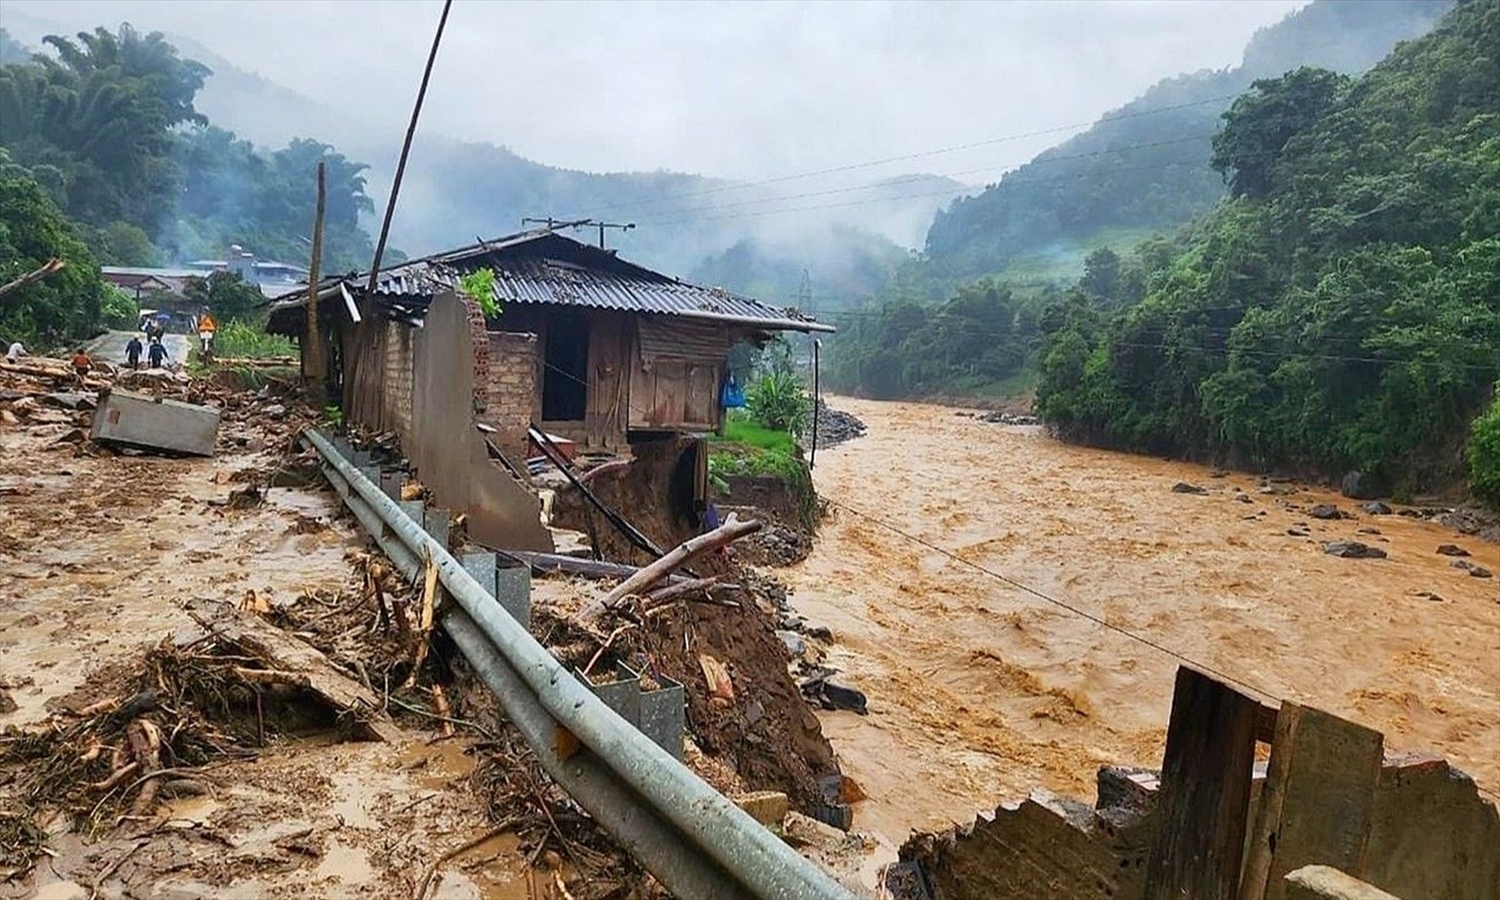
left=303, top=429, right=855, bottom=900
left=443, top=610, right=750, bottom=900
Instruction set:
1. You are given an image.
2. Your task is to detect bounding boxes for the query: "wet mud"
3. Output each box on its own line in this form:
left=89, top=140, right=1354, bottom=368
left=786, top=398, right=1500, bottom=844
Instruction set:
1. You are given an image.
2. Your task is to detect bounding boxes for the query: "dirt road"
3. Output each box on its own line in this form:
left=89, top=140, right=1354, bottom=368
left=85, top=330, right=190, bottom=369
left=786, top=398, right=1500, bottom=843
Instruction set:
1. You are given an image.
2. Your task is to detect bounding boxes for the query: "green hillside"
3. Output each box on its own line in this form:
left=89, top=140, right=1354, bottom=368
left=919, top=0, right=1452, bottom=286
left=1036, top=0, right=1500, bottom=498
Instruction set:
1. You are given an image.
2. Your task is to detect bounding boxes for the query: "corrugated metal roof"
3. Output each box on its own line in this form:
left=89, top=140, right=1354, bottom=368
left=264, top=231, right=833, bottom=333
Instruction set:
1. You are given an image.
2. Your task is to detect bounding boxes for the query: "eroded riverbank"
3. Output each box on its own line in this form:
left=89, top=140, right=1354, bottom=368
left=787, top=397, right=1500, bottom=844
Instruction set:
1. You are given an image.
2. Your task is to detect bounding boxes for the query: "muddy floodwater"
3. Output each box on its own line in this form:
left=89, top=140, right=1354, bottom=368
left=787, top=398, right=1500, bottom=844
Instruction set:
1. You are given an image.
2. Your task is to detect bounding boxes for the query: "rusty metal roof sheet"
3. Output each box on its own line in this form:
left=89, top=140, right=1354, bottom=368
left=266, top=230, right=833, bottom=333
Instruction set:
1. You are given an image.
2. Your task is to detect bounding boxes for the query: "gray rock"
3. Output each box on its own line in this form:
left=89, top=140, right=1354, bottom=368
left=776, top=630, right=808, bottom=659
left=1172, top=481, right=1207, bottom=494
left=1340, top=471, right=1382, bottom=501
left=1436, top=544, right=1470, bottom=557
left=1363, top=501, right=1393, bottom=515
left=1308, top=503, right=1343, bottom=520
left=263, top=403, right=287, bottom=417
left=1470, top=566, right=1493, bottom=579
left=1323, top=541, right=1387, bottom=559
left=820, top=677, right=868, bottom=715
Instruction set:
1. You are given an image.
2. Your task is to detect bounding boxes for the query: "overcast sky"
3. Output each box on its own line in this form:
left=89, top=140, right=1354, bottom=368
left=5, top=0, right=1306, bottom=181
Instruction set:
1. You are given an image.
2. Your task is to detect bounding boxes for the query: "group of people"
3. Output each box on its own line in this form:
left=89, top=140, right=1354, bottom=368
left=124, top=333, right=172, bottom=370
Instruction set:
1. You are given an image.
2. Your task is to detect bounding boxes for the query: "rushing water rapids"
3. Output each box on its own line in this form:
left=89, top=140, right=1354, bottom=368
left=786, top=397, right=1500, bottom=844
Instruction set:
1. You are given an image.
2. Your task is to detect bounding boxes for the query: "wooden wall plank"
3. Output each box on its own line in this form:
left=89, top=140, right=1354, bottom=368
left=1144, top=666, right=1260, bottom=900
left=1238, top=704, right=1383, bottom=900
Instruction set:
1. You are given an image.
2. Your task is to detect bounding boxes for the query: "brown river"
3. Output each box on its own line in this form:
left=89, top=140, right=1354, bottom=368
left=786, top=398, right=1500, bottom=844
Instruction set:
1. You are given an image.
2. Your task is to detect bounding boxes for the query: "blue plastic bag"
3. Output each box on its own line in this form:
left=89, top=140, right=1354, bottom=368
left=721, top=374, right=746, bottom=409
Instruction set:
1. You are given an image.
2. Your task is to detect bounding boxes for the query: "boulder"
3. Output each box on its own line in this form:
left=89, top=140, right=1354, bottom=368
left=1323, top=541, right=1387, bottom=560
left=1308, top=503, right=1343, bottom=520
left=1171, top=481, right=1207, bottom=495
left=1340, top=471, right=1382, bottom=501
left=1448, top=560, right=1490, bottom=577
left=1436, top=544, right=1470, bottom=557
left=1363, top=501, right=1393, bottom=515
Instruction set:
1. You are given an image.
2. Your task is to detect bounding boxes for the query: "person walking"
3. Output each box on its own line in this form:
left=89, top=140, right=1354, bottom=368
left=125, top=335, right=144, bottom=369
left=147, top=339, right=168, bottom=369
left=71, top=348, right=93, bottom=385
left=4, top=340, right=24, bottom=364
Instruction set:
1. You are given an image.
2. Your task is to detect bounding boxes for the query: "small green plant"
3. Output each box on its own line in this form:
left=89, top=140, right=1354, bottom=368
left=323, top=405, right=345, bottom=428
left=459, top=268, right=500, bottom=318
left=1468, top=386, right=1500, bottom=505
left=745, top=371, right=811, bottom=437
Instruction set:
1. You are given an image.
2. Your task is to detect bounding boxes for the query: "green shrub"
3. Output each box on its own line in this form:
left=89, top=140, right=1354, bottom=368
left=1468, top=387, right=1500, bottom=505
left=217, top=320, right=297, bottom=359
left=459, top=268, right=499, bottom=318
left=746, top=371, right=811, bottom=436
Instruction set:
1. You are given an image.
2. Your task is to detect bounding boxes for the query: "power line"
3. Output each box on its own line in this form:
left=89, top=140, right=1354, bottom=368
left=634, top=148, right=1258, bottom=227
left=820, top=495, right=1500, bottom=805
left=636, top=133, right=1216, bottom=222
left=823, top=496, right=1277, bottom=701
left=583, top=93, right=1245, bottom=217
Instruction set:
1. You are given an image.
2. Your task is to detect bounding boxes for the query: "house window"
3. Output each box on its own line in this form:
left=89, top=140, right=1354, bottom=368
left=542, top=309, right=589, bottom=421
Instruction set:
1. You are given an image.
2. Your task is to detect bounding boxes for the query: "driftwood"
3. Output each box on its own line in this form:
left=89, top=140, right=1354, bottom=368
left=643, top=577, right=721, bottom=608
left=185, top=600, right=399, bottom=742
left=402, top=553, right=441, bottom=689
left=602, top=517, right=757, bottom=607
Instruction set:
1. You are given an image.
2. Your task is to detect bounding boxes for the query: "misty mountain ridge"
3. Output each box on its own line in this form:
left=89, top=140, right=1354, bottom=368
left=2, top=8, right=957, bottom=301
left=139, top=27, right=958, bottom=290
left=917, top=0, right=1454, bottom=290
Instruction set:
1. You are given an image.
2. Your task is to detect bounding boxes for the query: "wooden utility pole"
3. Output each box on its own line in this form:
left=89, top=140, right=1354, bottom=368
left=305, top=160, right=326, bottom=387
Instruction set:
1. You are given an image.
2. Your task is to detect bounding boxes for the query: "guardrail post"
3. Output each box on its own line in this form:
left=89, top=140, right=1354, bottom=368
left=380, top=471, right=404, bottom=501
left=495, top=562, right=531, bottom=627
left=423, top=506, right=451, bottom=550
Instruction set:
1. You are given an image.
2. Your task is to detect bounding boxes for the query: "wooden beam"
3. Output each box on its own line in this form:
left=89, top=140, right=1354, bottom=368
left=1144, top=666, right=1260, bottom=900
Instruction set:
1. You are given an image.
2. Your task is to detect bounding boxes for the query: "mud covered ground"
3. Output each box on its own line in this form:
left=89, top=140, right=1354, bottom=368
left=0, top=370, right=542, bottom=898
left=786, top=397, right=1500, bottom=844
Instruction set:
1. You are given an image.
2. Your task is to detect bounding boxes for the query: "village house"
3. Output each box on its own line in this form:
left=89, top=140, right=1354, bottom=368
left=265, top=228, right=832, bottom=552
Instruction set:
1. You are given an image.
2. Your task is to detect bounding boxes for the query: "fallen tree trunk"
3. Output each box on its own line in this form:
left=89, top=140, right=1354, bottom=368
left=576, top=517, right=759, bottom=625
left=185, top=600, right=399, bottom=742
left=0, top=258, right=65, bottom=300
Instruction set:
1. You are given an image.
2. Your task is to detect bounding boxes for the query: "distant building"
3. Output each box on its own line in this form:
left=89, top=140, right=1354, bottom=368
left=102, top=245, right=309, bottom=302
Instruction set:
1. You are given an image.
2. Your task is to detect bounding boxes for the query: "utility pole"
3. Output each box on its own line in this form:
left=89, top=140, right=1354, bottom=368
left=593, top=220, right=635, bottom=249
left=304, top=160, right=326, bottom=390
left=796, top=268, right=812, bottom=310
left=365, top=0, right=453, bottom=294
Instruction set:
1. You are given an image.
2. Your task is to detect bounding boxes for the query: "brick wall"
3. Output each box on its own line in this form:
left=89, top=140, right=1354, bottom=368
left=382, top=322, right=414, bottom=436
left=481, top=330, right=540, bottom=463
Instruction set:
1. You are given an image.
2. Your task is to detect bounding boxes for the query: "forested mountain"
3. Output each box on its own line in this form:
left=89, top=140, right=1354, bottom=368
left=0, top=25, right=375, bottom=273
left=919, top=0, right=1452, bottom=286
left=1036, top=0, right=1500, bottom=498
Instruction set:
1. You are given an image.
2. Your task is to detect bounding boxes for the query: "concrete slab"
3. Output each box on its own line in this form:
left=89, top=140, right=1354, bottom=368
left=90, top=389, right=219, bottom=457
left=1284, top=866, right=1398, bottom=900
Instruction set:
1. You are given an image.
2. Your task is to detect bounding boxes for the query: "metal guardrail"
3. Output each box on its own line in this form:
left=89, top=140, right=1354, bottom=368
left=303, top=428, right=856, bottom=900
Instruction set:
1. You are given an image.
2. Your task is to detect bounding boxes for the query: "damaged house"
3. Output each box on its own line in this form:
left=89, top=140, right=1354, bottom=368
left=265, top=229, right=832, bottom=554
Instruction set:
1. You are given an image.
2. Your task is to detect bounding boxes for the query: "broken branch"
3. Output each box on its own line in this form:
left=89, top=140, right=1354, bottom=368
left=580, top=516, right=760, bottom=623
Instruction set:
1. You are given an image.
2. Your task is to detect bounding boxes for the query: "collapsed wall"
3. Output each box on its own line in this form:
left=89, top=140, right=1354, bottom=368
left=339, top=290, right=553, bottom=552
left=892, top=751, right=1499, bottom=900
